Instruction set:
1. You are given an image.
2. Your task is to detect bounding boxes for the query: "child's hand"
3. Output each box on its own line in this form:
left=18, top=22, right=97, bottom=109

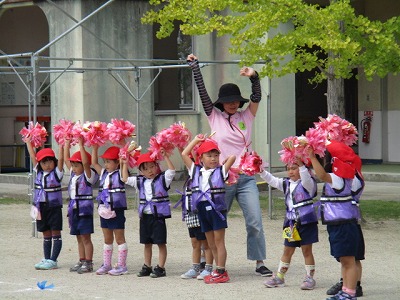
left=305, top=145, right=315, bottom=159
left=160, top=148, right=168, bottom=157
left=195, top=134, right=206, bottom=142
left=240, top=66, right=255, bottom=77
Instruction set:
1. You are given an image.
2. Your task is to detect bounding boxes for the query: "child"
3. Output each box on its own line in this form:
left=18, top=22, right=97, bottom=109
left=26, top=141, right=64, bottom=270
left=181, top=134, right=236, bottom=284
left=92, top=145, right=128, bottom=276
left=122, top=150, right=175, bottom=278
left=64, top=138, right=99, bottom=274
left=307, top=141, right=364, bottom=300
left=261, top=159, right=318, bottom=289
left=179, top=175, right=214, bottom=280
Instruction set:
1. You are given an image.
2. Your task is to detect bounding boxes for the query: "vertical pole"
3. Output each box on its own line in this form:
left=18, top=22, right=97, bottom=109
left=267, top=77, right=273, bottom=219
left=31, top=54, right=39, bottom=238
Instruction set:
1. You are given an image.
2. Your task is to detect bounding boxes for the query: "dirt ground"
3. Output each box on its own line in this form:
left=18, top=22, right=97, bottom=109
left=0, top=202, right=399, bottom=300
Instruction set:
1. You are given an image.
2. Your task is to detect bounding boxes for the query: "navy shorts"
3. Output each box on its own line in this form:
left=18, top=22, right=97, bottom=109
left=69, top=209, right=94, bottom=235
left=328, top=221, right=364, bottom=260
left=188, top=226, right=206, bottom=241
left=283, top=221, right=319, bottom=247
left=37, top=203, right=63, bottom=232
left=100, top=209, right=126, bottom=230
left=197, top=201, right=227, bottom=233
left=140, top=213, right=167, bottom=244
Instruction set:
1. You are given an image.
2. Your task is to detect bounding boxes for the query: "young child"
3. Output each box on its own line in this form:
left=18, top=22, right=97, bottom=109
left=122, top=150, right=175, bottom=278
left=181, top=134, right=236, bottom=284
left=26, top=141, right=64, bottom=270
left=92, top=145, right=128, bottom=276
left=179, top=175, right=214, bottom=280
left=64, top=138, right=99, bottom=274
left=307, top=141, right=364, bottom=300
left=261, top=159, right=318, bottom=289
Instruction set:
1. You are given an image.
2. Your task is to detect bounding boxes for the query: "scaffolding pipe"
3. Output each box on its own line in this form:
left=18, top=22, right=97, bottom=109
left=34, top=0, right=115, bottom=56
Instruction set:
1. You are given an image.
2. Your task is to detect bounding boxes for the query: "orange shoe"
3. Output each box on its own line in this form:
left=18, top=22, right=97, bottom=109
left=204, top=270, right=230, bottom=284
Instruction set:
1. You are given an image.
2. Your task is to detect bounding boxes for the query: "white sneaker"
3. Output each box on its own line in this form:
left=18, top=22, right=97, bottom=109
left=197, top=269, right=211, bottom=280
left=181, top=268, right=199, bottom=279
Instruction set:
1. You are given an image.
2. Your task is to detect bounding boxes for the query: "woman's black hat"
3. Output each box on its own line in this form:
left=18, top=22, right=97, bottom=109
left=214, top=83, right=249, bottom=111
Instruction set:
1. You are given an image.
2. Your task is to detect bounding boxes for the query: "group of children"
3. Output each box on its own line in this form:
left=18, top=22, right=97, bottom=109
left=26, top=130, right=365, bottom=297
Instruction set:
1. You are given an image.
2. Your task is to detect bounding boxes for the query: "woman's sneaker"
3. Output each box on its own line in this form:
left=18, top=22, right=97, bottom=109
left=264, top=275, right=285, bottom=288
left=300, top=276, right=316, bottom=290
left=70, top=261, right=84, bottom=272
left=255, top=265, right=273, bottom=277
left=96, top=264, right=112, bottom=275
left=108, top=265, right=128, bottom=276
left=77, top=261, right=93, bottom=274
left=40, top=259, right=58, bottom=270
left=34, top=259, right=47, bottom=270
left=150, top=265, right=166, bottom=278
left=137, top=264, right=152, bottom=277
left=181, top=267, right=200, bottom=279
left=197, top=269, right=211, bottom=280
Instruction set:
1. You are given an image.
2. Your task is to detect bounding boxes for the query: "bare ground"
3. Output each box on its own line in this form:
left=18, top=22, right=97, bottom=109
left=0, top=203, right=399, bottom=300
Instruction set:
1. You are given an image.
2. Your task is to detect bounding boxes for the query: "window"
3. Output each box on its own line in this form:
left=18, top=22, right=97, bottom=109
left=153, top=23, right=193, bottom=113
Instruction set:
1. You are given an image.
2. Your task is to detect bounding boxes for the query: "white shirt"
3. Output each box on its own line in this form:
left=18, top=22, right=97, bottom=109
left=69, top=169, right=98, bottom=207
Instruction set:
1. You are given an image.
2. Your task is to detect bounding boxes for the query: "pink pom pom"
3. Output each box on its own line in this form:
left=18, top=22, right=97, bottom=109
left=315, top=114, right=358, bottom=146
left=148, top=136, right=163, bottom=161
left=53, top=119, right=74, bottom=146
left=119, top=141, right=141, bottom=168
left=105, top=119, right=136, bottom=145
left=19, top=122, right=48, bottom=148
left=226, top=168, right=240, bottom=185
left=165, top=122, right=192, bottom=149
left=81, top=121, right=107, bottom=147
left=239, top=151, right=264, bottom=176
left=70, top=122, right=83, bottom=146
left=305, top=128, right=327, bottom=158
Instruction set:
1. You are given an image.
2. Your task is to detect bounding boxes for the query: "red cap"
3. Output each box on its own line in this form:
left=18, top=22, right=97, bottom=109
left=196, top=140, right=220, bottom=157
left=326, top=141, right=360, bottom=179
left=136, top=152, right=156, bottom=167
left=69, top=151, right=92, bottom=163
left=100, top=146, right=120, bottom=160
left=36, top=148, right=55, bottom=162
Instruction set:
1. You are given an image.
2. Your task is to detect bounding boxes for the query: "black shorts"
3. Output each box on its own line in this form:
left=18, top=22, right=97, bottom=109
left=328, top=222, right=364, bottom=260
left=188, top=226, right=206, bottom=241
left=37, top=203, right=63, bottom=232
left=100, top=209, right=126, bottom=230
left=139, top=213, right=167, bottom=244
left=69, top=209, right=94, bottom=235
left=283, top=221, right=319, bottom=247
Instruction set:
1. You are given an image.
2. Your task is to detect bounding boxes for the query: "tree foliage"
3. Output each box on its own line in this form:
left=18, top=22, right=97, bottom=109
left=142, top=0, right=400, bottom=82
left=142, top=0, right=400, bottom=116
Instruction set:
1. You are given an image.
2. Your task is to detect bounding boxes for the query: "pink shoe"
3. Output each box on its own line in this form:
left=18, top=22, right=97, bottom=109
left=108, top=265, right=128, bottom=276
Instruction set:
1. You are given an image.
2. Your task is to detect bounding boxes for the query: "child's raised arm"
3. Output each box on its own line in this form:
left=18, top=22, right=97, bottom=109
left=79, top=139, right=91, bottom=178
left=57, top=145, right=64, bottom=172
left=121, top=159, right=129, bottom=183
left=223, top=155, right=236, bottom=173
left=161, top=148, right=175, bottom=171
left=307, top=146, right=331, bottom=183
left=91, top=145, right=102, bottom=175
left=181, top=135, right=204, bottom=169
left=64, top=140, right=72, bottom=171
left=26, top=141, right=37, bottom=166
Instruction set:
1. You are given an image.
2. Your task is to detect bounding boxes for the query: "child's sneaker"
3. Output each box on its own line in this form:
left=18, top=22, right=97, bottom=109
left=197, top=269, right=211, bottom=280
left=150, top=265, right=166, bottom=278
left=77, top=261, right=93, bottom=274
left=70, top=261, right=83, bottom=272
left=326, top=290, right=357, bottom=300
left=108, top=265, right=128, bottom=276
left=96, top=264, right=112, bottom=275
left=300, top=276, right=316, bottom=290
left=34, top=259, right=47, bottom=270
left=137, top=264, right=152, bottom=277
left=40, top=259, right=58, bottom=270
left=181, top=267, right=200, bottom=279
left=264, top=274, right=285, bottom=288
left=327, top=280, right=343, bottom=295
left=204, top=270, right=230, bottom=284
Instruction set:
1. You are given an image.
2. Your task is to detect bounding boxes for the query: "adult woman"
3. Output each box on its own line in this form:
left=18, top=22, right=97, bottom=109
left=186, top=54, right=272, bottom=276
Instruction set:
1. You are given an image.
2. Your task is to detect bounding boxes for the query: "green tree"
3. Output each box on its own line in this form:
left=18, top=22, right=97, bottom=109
left=142, top=0, right=400, bottom=117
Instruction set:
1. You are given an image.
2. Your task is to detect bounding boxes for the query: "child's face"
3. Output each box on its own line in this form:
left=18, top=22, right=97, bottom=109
left=139, top=162, right=159, bottom=179
left=287, top=164, right=300, bottom=181
left=200, top=150, right=220, bottom=170
left=103, top=159, right=119, bottom=173
left=71, top=162, right=84, bottom=175
left=39, top=157, right=56, bottom=172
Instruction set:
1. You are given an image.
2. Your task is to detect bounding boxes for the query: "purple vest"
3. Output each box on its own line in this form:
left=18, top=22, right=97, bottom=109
left=191, top=165, right=226, bottom=217
left=352, top=173, right=365, bottom=202
left=137, top=172, right=171, bottom=219
left=68, top=169, right=99, bottom=216
left=34, top=170, right=63, bottom=207
left=98, top=170, right=127, bottom=210
left=283, top=178, right=318, bottom=225
left=320, top=177, right=359, bottom=225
